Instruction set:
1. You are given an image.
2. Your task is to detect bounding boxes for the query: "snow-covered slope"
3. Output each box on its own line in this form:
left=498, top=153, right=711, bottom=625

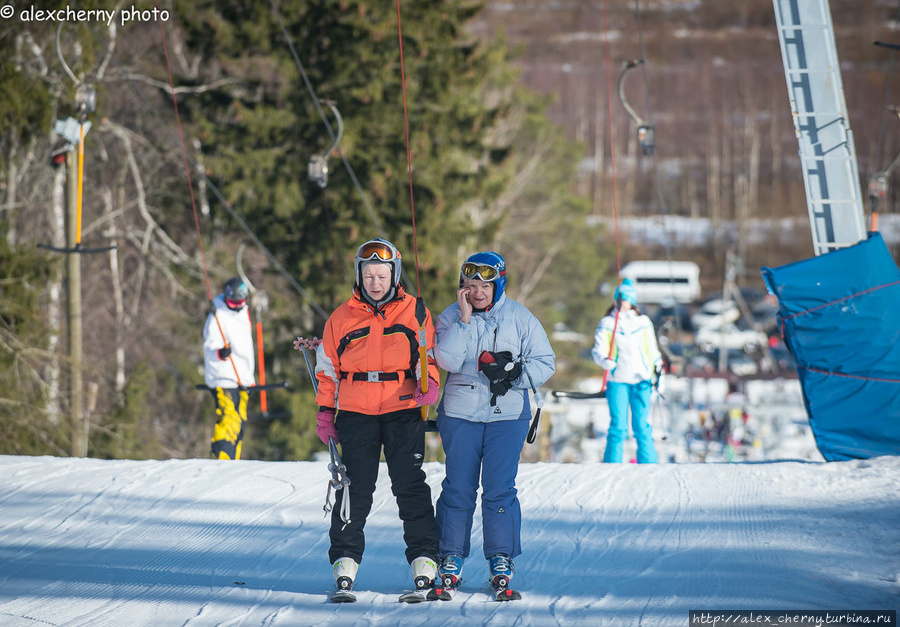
left=0, top=455, right=897, bottom=626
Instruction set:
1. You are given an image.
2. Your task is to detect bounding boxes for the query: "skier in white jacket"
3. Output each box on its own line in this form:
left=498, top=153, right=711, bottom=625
left=592, top=278, right=663, bottom=463
left=202, top=277, right=255, bottom=459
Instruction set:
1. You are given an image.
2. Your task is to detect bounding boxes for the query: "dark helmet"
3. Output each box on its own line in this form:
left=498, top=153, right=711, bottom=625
left=223, top=277, right=249, bottom=310
left=459, top=251, right=507, bottom=305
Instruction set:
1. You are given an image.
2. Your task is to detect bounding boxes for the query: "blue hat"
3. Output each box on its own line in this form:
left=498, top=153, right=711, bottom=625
left=614, top=278, right=637, bottom=305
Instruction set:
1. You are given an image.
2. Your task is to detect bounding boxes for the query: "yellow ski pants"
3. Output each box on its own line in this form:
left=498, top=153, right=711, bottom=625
left=211, top=388, right=249, bottom=460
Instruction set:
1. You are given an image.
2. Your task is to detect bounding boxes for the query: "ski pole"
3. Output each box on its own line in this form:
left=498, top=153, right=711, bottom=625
left=325, top=436, right=351, bottom=529
left=601, top=301, right=622, bottom=393
left=298, top=337, right=318, bottom=394
left=522, top=361, right=544, bottom=444
left=256, top=318, right=267, bottom=413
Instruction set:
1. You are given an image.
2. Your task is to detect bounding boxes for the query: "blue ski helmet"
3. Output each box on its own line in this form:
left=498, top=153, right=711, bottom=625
left=355, top=237, right=402, bottom=306
left=460, top=251, right=507, bottom=304
left=614, top=278, right=637, bottom=306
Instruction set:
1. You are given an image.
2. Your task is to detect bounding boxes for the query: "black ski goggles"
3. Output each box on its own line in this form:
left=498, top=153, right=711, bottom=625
left=358, top=241, right=397, bottom=262
left=461, top=262, right=503, bottom=282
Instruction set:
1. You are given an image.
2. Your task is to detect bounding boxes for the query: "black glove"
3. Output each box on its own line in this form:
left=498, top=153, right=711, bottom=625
left=479, top=351, right=523, bottom=404
left=479, top=351, right=522, bottom=383
left=217, top=347, right=232, bottom=360
left=489, top=377, right=515, bottom=399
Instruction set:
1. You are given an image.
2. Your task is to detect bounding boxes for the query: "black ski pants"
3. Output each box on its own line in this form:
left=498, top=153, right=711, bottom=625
left=329, top=408, right=438, bottom=566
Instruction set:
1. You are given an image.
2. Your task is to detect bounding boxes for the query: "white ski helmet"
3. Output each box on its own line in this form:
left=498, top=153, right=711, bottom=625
left=354, top=238, right=402, bottom=305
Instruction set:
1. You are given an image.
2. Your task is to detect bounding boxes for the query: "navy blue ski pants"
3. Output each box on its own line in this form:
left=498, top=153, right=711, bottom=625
left=435, top=415, right=529, bottom=560
left=329, top=408, right=438, bottom=566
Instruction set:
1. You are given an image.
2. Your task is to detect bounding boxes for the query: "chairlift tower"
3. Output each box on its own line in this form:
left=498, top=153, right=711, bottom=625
left=773, top=0, right=867, bottom=256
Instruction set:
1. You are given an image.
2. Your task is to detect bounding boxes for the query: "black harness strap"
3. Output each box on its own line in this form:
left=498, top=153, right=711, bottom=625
left=340, top=369, right=415, bottom=382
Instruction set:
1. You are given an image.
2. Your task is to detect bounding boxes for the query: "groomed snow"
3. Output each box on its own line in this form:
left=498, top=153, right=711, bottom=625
left=0, top=454, right=897, bottom=626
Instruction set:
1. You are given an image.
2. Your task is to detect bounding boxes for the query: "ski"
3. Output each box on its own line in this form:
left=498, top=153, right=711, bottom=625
left=493, top=586, right=522, bottom=601
left=426, top=573, right=461, bottom=601
left=398, top=590, right=430, bottom=603
left=330, top=575, right=356, bottom=603
left=426, top=587, right=454, bottom=601
left=399, top=572, right=441, bottom=603
left=329, top=589, right=357, bottom=603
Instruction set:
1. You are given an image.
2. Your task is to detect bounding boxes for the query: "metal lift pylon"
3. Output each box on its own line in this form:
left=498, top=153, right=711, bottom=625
left=773, top=0, right=868, bottom=256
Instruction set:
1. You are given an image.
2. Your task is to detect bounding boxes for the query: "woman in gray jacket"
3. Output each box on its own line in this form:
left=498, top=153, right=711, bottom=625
left=432, top=251, right=555, bottom=598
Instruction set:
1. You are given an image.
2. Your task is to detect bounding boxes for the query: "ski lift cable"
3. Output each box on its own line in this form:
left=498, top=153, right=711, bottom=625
left=395, top=0, right=422, bottom=296
left=396, top=0, right=433, bottom=422
left=267, top=0, right=419, bottom=293
left=156, top=16, right=246, bottom=387
left=631, top=0, right=687, bottom=338
left=600, top=0, right=623, bottom=393
left=74, top=8, right=330, bottom=322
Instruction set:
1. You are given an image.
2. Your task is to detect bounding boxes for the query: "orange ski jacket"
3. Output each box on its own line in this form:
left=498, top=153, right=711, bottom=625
left=315, top=286, right=440, bottom=415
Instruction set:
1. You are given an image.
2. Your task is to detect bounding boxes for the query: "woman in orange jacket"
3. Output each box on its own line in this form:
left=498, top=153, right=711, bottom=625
left=312, top=237, right=441, bottom=598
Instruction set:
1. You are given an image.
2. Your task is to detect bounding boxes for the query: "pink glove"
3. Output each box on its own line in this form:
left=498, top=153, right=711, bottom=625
left=316, top=409, right=338, bottom=445
left=414, top=378, right=440, bottom=406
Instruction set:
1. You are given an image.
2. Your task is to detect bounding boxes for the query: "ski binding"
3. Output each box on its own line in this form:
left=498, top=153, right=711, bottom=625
left=398, top=574, right=437, bottom=603
left=330, top=576, right=356, bottom=603
left=491, top=575, right=521, bottom=602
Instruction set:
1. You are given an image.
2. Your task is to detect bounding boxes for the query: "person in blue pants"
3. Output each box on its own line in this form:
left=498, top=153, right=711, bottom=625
left=433, top=251, right=556, bottom=594
left=591, top=278, right=664, bottom=463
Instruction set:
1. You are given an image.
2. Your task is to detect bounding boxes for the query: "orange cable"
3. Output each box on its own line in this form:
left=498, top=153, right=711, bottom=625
left=601, top=0, right=623, bottom=392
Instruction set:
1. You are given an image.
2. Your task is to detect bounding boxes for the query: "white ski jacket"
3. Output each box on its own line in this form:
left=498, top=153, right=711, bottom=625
left=591, top=308, right=661, bottom=384
left=435, top=294, right=556, bottom=423
left=202, top=295, right=256, bottom=389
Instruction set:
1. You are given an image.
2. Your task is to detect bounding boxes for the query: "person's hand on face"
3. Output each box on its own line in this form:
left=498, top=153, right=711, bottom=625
left=457, top=285, right=473, bottom=323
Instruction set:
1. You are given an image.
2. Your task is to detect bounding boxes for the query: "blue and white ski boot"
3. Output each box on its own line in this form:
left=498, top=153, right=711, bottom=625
left=427, top=554, right=463, bottom=601
left=488, top=554, right=521, bottom=601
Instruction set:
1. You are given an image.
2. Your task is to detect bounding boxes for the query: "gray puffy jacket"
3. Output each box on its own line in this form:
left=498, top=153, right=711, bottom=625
left=435, top=294, right=556, bottom=423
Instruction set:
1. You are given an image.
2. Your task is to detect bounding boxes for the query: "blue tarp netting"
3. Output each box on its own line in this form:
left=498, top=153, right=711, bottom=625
left=761, top=232, right=900, bottom=461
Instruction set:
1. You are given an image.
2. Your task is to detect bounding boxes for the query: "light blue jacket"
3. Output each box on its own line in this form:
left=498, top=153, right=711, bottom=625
left=435, top=294, right=556, bottom=423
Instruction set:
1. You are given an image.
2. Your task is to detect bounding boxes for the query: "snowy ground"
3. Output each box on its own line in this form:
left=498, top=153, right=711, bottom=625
left=0, top=454, right=897, bottom=626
